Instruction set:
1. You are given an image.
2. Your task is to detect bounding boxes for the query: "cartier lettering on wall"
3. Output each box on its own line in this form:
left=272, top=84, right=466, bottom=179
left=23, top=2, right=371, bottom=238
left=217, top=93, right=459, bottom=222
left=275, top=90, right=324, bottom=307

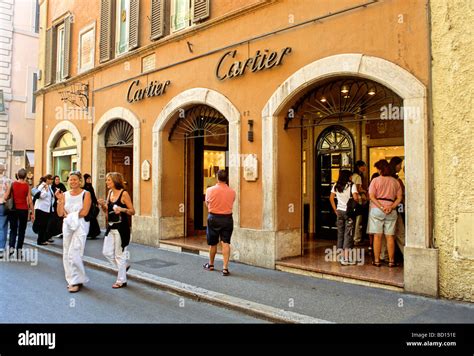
left=127, top=79, right=171, bottom=103
left=216, top=47, right=292, bottom=81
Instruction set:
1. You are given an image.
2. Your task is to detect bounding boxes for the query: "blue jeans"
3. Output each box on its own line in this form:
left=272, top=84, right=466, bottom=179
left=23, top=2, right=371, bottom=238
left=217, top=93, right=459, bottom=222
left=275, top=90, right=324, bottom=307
left=0, top=204, right=8, bottom=251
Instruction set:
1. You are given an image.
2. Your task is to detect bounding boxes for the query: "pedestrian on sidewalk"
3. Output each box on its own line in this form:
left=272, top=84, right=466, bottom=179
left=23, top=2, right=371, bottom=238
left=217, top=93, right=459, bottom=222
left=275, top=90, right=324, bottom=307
left=48, top=175, right=67, bottom=239
left=0, top=164, right=11, bottom=259
left=4, top=169, right=35, bottom=258
left=55, top=171, right=92, bottom=293
left=98, top=172, right=134, bottom=289
left=82, top=173, right=101, bottom=239
left=203, top=169, right=236, bottom=276
left=329, top=170, right=359, bottom=265
left=34, top=174, right=55, bottom=245
left=351, top=160, right=368, bottom=246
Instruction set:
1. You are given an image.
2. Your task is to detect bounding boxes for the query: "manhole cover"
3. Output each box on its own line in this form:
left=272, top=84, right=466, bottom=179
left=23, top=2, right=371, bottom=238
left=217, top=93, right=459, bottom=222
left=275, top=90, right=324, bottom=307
left=135, top=258, right=177, bottom=269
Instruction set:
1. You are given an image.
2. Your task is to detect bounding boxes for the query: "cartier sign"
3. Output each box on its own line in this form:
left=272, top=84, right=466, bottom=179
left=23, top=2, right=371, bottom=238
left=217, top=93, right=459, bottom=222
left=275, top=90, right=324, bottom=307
left=127, top=79, right=171, bottom=103
left=216, top=47, right=292, bottom=81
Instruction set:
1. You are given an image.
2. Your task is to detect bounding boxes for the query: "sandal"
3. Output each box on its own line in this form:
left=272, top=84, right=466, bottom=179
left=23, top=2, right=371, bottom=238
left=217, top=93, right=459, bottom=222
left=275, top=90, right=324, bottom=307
left=222, top=268, right=230, bottom=276
left=372, top=260, right=381, bottom=267
left=388, top=261, right=399, bottom=268
left=203, top=263, right=214, bottom=271
left=68, top=285, right=80, bottom=293
left=112, top=282, right=127, bottom=289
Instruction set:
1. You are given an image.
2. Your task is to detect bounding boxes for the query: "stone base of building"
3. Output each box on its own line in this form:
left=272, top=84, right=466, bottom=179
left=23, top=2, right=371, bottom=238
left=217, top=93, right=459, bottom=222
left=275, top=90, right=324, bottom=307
left=231, top=228, right=301, bottom=269
left=404, top=246, right=439, bottom=297
left=132, top=215, right=160, bottom=247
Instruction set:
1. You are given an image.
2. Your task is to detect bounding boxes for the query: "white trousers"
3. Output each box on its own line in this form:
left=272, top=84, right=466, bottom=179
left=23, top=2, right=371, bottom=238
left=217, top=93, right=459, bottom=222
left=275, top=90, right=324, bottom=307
left=102, top=229, right=128, bottom=283
left=63, top=225, right=89, bottom=286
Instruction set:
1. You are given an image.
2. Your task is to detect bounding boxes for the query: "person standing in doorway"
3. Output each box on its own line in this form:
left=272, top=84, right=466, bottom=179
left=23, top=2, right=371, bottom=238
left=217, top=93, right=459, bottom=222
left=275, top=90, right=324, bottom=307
left=203, top=169, right=236, bottom=276
left=4, top=169, right=34, bottom=258
left=98, top=172, right=135, bottom=289
left=55, top=171, right=92, bottom=293
left=0, top=164, right=11, bottom=258
left=330, top=170, right=359, bottom=265
left=351, top=160, right=368, bottom=245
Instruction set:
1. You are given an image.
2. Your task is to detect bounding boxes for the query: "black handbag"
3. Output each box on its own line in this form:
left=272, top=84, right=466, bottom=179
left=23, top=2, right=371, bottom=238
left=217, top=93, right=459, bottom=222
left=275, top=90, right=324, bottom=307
left=4, top=182, right=15, bottom=214
left=346, top=184, right=363, bottom=219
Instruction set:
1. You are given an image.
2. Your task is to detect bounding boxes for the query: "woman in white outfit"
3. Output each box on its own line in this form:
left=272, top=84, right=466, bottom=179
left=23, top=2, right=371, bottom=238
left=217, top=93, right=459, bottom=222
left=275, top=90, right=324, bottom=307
left=55, top=171, right=91, bottom=293
left=98, top=172, right=135, bottom=289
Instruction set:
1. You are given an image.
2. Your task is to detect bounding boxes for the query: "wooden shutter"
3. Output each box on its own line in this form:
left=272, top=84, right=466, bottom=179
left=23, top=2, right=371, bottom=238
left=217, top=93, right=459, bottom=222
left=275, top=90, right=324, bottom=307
left=63, top=16, right=72, bottom=79
left=129, top=0, right=140, bottom=50
left=150, top=0, right=164, bottom=40
left=45, top=28, right=53, bottom=86
left=100, top=0, right=114, bottom=62
left=193, top=0, right=209, bottom=23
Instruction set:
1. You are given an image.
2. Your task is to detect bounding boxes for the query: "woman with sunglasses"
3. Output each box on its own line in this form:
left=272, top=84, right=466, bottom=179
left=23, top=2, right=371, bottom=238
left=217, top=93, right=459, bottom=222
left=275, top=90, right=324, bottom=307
left=55, top=171, right=92, bottom=293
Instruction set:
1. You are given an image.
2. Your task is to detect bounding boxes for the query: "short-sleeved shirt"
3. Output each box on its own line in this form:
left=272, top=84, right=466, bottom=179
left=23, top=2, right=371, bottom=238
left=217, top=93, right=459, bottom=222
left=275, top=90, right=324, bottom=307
left=331, top=183, right=358, bottom=211
left=368, top=176, right=401, bottom=209
left=351, top=173, right=362, bottom=186
left=205, top=182, right=236, bottom=215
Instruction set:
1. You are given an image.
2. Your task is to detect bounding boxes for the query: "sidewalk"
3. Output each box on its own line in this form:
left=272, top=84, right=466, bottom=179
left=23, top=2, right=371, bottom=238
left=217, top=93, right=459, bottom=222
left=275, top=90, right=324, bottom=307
left=23, top=226, right=474, bottom=324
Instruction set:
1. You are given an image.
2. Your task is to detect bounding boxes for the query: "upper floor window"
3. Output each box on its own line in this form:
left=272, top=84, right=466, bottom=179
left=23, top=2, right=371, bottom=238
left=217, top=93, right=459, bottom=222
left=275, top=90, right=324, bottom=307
left=45, top=16, right=72, bottom=86
left=100, top=0, right=139, bottom=63
left=170, top=0, right=209, bottom=33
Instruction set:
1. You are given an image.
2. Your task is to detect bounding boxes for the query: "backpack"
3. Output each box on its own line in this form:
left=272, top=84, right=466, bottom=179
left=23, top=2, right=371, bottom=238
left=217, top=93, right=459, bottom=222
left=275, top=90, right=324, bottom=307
left=346, top=184, right=363, bottom=219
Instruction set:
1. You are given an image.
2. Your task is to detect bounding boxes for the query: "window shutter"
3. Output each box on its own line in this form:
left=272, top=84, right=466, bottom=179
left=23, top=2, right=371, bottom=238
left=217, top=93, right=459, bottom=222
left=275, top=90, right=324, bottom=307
left=129, top=0, right=140, bottom=50
left=192, top=0, right=209, bottom=23
left=150, top=0, right=164, bottom=40
left=100, top=0, right=114, bottom=62
left=63, top=16, right=72, bottom=79
left=45, top=28, right=53, bottom=86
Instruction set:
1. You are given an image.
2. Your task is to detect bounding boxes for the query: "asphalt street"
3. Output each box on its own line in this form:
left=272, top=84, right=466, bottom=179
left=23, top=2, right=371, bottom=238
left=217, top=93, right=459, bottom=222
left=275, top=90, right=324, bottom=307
left=0, top=249, right=267, bottom=323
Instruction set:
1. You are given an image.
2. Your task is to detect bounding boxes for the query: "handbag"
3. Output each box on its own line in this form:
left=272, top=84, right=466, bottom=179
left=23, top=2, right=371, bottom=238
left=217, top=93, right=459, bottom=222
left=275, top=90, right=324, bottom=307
left=4, top=182, right=15, bottom=214
left=346, top=184, right=363, bottom=219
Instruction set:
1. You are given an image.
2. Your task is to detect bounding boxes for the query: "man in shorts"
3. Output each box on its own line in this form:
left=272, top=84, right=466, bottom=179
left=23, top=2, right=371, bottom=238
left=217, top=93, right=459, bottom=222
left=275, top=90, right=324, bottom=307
left=203, top=170, right=236, bottom=276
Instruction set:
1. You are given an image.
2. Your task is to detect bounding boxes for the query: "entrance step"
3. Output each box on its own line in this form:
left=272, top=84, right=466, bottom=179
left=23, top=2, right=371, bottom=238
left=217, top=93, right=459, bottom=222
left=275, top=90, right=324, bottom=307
left=159, top=237, right=223, bottom=260
left=275, top=262, right=404, bottom=292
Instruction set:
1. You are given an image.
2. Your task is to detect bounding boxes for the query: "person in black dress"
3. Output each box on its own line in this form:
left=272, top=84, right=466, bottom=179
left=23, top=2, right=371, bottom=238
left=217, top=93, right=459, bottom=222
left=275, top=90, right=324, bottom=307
left=82, top=174, right=101, bottom=239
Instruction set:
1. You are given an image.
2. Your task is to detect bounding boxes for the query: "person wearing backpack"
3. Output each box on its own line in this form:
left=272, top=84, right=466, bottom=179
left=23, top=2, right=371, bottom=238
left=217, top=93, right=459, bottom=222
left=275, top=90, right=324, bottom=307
left=329, top=170, right=359, bottom=266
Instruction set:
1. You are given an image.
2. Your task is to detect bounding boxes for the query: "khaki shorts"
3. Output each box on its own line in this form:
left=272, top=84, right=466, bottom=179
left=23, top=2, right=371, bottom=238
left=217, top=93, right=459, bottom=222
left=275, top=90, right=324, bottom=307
left=368, top=208, right=397, bottom=235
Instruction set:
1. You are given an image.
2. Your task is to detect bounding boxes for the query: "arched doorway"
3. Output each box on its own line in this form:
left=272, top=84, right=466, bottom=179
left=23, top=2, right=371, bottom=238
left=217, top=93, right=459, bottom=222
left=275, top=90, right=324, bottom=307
left=52, top=131, right=78, bottom=184
left=315, top=125, right=355, bottom=239
left=104, top=119, right=134, bottom=201
left=152, top=88, right=241, bottom=252
left=167, top=105, right=229, bottom=238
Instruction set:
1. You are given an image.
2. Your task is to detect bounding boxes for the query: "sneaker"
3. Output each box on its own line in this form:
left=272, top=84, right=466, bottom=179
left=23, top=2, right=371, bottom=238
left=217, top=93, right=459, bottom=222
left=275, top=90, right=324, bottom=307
left=9, top=247, right=15, bottom=256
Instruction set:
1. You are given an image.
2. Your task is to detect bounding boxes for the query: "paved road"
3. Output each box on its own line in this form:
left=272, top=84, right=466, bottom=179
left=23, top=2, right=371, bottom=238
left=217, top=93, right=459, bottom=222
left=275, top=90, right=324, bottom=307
left=0, top=249, right=267, bottom=323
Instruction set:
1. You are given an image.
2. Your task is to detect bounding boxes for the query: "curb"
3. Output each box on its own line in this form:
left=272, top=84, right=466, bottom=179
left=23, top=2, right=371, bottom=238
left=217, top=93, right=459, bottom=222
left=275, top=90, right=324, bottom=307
left=24, top=240, right=331, bottom=324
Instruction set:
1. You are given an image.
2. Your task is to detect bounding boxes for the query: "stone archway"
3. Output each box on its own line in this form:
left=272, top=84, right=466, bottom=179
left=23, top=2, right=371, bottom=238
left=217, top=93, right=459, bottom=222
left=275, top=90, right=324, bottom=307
left=152, top=88, right=241, bottom=240
left=262, top=54, right=437, bottom=296
left=46, top=121, right=82, bottom=175
left=93, top=107, right=141, bottom=214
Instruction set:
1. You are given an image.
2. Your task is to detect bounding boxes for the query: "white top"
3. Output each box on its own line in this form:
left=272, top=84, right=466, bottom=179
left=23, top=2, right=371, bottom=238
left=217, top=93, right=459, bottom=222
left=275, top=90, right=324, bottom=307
left=64, top=190, right=89, bottom=233
left=34, top=182, right=54, bottom=213
left=351, top=173, right=362, bottom=186
left=0, top=175, right=11, bottom=204
left=331, top=183, right=358, bottom=211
